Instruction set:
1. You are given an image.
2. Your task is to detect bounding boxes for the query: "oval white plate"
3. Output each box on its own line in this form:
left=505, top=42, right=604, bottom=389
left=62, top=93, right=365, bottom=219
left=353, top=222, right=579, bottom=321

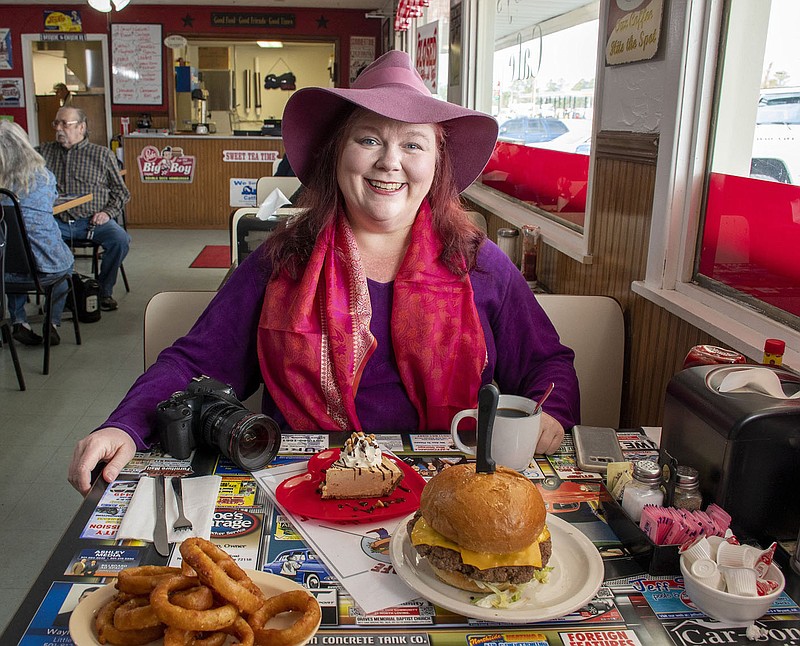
left=69, top=569, right=320, bottom=646
left=390, top=512, right=604, bottom=623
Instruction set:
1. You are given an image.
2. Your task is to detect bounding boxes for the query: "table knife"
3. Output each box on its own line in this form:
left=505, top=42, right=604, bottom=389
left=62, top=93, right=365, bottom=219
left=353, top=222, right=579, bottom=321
left=153, top=475, right=170, bottom=556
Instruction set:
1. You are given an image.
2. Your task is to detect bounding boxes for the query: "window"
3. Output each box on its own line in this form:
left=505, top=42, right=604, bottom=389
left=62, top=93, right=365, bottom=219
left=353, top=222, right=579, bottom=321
left=463, top=1, right=600, bottom=262
left=634, top=0, right=800, bottom=368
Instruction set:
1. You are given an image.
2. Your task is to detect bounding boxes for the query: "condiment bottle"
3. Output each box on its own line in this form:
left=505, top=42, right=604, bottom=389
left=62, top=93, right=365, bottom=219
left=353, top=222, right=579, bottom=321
left=763, top=339, right=785, bottom=366
left=521, top=225, right=541, bottom=285
left=621, top=459, right=664, bottom=523
left=497, top=228, right=520, bottom=266
left=673, top=465, right=702, bottom=511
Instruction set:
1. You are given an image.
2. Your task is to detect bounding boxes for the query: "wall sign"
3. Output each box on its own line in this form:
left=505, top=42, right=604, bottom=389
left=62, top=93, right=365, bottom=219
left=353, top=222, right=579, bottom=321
left=111, top=23, right=163, bottom=105
left=43, top=10, right=82, bottom=32
left=349, top=36, right=375, bottom=85
left=137, top=144, right=195, bottom=183
left=0, top=78, right=24, bottom=107
left=211, top=13, right=295, bottom=28
left=0, top=28, right=11, bottom=69
left=605, top=0, right=664, bottom=66
left=222, top=150, right=278, bottom=162
left=415, top=22, right=438, bottom=94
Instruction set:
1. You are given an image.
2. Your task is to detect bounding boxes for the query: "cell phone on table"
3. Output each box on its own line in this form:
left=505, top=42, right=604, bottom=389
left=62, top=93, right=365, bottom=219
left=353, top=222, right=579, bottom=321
left=572, top=425, right=624, bottom=473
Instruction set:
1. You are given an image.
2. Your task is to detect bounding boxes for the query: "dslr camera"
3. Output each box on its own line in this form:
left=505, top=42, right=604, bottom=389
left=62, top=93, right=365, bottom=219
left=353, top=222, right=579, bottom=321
left=156, top=376, right=280, bottom=471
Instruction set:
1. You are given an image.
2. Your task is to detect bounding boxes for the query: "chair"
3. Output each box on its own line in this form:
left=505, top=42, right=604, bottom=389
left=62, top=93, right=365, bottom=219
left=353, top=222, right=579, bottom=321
left=143, top=290, right=262, bottom=411
left=1, top=188, right=81, bottom=375
left=255, top=176, right=302, bottom=206
left=69, top=215, right=130, bottom=293
left=0, top=201, right=25, bottom=390
left=536, top=294, right=624, bottom=428
left=229, top=207, right=303, bottom=265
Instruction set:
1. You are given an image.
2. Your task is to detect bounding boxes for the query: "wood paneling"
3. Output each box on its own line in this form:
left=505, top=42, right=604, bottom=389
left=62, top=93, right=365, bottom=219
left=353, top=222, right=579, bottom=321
left=123, top=135, right=283, bottom=228
left=469, top=131, right=725, bottom=427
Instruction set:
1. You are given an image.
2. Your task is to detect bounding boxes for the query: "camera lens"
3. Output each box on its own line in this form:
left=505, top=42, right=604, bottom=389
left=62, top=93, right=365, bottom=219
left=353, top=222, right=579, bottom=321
left=201, top=403, right=281, bottom=471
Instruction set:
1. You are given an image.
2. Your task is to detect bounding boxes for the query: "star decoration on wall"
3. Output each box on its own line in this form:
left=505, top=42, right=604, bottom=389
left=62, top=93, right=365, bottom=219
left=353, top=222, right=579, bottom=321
left=182, top=14, right=194, bottom=28
left=316, top=15, right=329, bottom=29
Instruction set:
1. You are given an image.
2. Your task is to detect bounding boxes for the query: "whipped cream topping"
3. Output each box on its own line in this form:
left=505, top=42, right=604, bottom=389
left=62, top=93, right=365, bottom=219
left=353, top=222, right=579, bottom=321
left=336, top=432, right=382, bottom=469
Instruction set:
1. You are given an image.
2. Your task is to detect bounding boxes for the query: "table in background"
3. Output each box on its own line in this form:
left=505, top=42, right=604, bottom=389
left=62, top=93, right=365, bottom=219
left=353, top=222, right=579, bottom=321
left=3, top=431, right=799, bottom=646
left=53, top=193, right=92, bottom=216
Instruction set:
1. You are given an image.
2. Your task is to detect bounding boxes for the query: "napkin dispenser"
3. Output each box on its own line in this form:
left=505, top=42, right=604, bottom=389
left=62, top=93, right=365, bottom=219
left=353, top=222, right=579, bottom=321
left=661, top=365, right=800, bottom=543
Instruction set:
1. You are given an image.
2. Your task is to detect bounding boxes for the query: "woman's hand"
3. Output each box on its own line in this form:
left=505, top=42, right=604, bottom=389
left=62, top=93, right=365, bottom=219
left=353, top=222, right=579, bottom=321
left=68, top=428, right=137, bottom=496
left=535, top=412, right=565, bottom=455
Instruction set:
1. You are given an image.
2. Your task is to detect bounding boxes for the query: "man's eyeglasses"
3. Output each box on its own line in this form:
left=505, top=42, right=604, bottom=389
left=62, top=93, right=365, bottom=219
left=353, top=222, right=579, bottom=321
left=52, top=120, right=80, bottom=129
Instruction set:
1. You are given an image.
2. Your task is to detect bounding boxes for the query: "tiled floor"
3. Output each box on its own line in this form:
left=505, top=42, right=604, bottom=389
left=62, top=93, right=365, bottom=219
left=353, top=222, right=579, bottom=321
left=0, top=228, right=230, bottom=631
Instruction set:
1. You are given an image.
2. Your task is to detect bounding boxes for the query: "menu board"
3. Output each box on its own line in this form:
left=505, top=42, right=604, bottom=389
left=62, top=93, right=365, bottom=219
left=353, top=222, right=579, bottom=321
left=111, top=23, right=162, bottom=105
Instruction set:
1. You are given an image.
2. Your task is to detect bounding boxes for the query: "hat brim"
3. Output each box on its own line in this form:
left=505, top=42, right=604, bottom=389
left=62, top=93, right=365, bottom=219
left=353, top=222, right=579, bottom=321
left=282, top=85, right=498, bottom=193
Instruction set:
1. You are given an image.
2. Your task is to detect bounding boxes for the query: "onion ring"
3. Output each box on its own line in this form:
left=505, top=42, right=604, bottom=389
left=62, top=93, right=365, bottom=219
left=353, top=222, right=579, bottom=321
left=151, top=575, right=238, bottom=631
left=172, top=584, right=215, bottom=611
left=113, top=596, right=160, bottom=631
left=117, top=566, right=182, bottom=595
left=224, top=616, right=255, bottom=646
left=180, top=537, right=263, bottom=614
left=249, top=590, right=321, bottom=646
left=95, top=596, right=165, bottom=646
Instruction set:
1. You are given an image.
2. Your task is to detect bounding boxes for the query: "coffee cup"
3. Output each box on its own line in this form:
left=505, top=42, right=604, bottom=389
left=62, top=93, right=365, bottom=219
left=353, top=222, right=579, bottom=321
left=450, top=394, right=541, bottom=471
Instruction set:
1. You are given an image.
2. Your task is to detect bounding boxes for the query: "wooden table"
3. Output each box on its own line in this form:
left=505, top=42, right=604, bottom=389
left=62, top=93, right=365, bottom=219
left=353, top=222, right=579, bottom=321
left=53, top=193, right=92, bottom=215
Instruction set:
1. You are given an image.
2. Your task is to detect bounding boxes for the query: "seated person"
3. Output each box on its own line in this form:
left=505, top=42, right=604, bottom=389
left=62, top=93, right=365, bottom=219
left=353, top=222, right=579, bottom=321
left=67, top=52, right=580, bottom=496
left=38, top=106, right=130, bottom=312
left=0, top=121, right=74, bottom=346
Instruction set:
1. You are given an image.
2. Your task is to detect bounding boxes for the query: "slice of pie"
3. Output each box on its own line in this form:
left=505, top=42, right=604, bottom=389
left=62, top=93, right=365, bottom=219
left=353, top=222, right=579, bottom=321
left=321, top=432, right=404, bottom=500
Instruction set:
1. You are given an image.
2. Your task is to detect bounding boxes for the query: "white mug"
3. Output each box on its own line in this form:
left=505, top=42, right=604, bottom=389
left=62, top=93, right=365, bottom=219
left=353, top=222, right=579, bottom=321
left=450, top=394, right=542, bottom=471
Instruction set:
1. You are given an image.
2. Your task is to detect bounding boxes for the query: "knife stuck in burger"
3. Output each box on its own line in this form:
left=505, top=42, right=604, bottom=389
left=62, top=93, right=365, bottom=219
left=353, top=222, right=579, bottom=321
left=407, top=385, right=553, bottom=607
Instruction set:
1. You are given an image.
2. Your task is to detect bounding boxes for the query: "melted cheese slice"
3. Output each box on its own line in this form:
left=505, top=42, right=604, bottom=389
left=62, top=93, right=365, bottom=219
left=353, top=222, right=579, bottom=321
left=410, top=517, right=550, bottom=570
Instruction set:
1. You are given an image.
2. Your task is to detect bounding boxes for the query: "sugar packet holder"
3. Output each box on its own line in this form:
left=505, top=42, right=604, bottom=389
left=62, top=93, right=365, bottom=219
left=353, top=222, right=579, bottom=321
left=640, top=502, right=732, bottom=546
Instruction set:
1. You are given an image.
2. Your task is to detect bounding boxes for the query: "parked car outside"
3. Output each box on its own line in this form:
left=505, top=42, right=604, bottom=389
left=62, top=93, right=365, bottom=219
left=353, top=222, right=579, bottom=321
left=262, top=548, right=336, bottom=589
left=498, top=116, right=569, bottom=145
left=750, top=88, right=800, bottom=185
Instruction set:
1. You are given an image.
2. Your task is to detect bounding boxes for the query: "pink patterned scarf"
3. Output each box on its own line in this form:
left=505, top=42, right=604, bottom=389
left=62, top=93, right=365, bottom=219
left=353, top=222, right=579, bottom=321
left=257, top=200, right=486, bottom=430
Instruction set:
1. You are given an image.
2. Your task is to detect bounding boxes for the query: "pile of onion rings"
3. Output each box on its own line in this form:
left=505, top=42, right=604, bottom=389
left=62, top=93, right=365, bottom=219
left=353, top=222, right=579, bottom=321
left=94, top=537, right=321, bottom=646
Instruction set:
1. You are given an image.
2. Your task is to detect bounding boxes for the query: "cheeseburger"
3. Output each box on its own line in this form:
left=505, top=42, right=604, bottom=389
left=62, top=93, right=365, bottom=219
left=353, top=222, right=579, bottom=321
left=408, top=463, right=551, bottom=593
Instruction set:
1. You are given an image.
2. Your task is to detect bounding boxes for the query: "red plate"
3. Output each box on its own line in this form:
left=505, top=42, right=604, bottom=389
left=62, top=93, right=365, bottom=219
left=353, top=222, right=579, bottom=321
left=276, top=449, right=425, bottom=523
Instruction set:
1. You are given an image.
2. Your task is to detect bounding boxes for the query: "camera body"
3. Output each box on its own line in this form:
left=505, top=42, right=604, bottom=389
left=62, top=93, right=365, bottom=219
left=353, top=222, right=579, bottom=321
left=156, top=376, right=280, bottom=471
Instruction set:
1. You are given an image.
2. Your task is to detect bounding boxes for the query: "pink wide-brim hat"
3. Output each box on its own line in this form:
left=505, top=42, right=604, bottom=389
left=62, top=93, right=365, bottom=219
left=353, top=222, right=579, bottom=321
left=282, top=50, right=498, bottom=194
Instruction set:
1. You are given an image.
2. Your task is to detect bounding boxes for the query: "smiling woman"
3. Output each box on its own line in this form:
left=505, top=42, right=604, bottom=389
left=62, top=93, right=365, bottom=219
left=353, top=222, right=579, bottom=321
left=67, top=50, right=580, bottom=498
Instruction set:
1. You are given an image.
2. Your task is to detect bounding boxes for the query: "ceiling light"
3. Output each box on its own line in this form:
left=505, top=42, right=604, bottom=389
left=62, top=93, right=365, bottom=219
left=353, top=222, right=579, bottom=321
left=257, top=41, right=283, bottom=48
left=113, top=0, right=130, bottom=9
left=88, top=0, right=112, bottom=12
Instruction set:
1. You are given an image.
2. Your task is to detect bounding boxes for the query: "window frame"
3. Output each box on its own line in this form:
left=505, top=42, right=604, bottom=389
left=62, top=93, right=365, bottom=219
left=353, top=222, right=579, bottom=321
left=631, top=0, right=800, bottom=369
left=461, top=0, right=599, bottom=264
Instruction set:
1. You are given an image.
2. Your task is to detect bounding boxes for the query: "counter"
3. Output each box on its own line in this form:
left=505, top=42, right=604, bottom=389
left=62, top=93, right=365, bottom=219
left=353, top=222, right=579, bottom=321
left=122, top=134, right=285, bottom=228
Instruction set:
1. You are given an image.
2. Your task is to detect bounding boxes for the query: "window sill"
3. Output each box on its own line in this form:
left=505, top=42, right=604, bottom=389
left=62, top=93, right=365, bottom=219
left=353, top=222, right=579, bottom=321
left=463, top=184, right=592, bottom=264
left=632, top=280, right=800, bottom=371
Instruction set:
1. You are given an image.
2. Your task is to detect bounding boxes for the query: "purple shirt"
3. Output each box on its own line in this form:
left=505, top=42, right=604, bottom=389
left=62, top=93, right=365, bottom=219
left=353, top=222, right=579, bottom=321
left=104, top=240, right=580, bottom=449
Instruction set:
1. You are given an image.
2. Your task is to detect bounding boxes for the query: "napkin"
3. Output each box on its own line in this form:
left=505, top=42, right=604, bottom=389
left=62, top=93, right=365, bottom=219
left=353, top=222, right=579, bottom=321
left=717, top=367, right=800, bottom=399
left=117, top=475, right=221, bottom=543
left=256, top=188, right=291, bottom=220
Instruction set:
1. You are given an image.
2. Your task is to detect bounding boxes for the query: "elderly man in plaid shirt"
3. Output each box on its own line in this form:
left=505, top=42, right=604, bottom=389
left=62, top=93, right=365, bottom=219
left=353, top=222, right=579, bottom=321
left=39, top=106, right=130, bottom=311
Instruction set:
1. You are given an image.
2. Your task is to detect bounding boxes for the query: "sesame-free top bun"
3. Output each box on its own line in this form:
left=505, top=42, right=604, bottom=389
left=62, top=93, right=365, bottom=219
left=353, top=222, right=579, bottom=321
left=420, top=463, right=546, bottom=554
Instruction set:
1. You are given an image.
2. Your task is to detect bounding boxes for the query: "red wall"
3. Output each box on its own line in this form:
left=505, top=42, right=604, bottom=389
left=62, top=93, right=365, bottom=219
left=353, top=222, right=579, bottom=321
left=0, top=4, right=382, bottom=130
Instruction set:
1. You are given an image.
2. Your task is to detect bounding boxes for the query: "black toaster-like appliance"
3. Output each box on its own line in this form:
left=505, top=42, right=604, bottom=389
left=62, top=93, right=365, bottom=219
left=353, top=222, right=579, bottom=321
left=661, top=364, right=800, bottom=545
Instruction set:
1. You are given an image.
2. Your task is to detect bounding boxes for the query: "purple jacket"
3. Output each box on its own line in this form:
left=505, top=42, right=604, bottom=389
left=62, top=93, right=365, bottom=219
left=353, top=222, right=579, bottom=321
left=103, top=240, right=580, bottom=449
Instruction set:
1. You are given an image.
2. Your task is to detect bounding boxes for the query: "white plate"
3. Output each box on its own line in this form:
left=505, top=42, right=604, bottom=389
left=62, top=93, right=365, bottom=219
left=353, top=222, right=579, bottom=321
left=69, top=569, right=320, bottom=646
left=390, top=512, right=604, bottom=623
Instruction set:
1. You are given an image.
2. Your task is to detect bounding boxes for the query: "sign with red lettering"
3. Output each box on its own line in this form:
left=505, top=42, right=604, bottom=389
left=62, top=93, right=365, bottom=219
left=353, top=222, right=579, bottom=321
left=137, top=144, right=196, bottom=183
left=559, top=630, right=643, bottom=646
left=415, top=21, right=439, bottom=94
left=222, top=150, right=278, bottom=163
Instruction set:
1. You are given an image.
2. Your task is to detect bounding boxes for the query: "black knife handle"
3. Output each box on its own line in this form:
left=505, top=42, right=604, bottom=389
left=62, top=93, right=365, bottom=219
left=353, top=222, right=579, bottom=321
left=476, top=383, right=499, bottom=473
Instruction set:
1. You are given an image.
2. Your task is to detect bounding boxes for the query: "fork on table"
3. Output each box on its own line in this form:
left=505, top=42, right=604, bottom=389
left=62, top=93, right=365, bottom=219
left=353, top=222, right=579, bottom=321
left=171, top=477, right=193, bottom=533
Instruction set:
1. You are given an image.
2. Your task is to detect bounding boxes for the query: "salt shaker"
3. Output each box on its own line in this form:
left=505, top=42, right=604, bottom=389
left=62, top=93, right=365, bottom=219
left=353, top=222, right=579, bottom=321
left=497, top=228, right=520, bottom=266
left=622, top=459, right=664, bottom=523
left=673, top=465, right=702, bottom=511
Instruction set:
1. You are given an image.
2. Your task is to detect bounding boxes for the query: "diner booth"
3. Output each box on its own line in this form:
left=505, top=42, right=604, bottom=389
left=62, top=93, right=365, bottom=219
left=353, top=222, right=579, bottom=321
left=3, top=0, right=800, bottom=642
